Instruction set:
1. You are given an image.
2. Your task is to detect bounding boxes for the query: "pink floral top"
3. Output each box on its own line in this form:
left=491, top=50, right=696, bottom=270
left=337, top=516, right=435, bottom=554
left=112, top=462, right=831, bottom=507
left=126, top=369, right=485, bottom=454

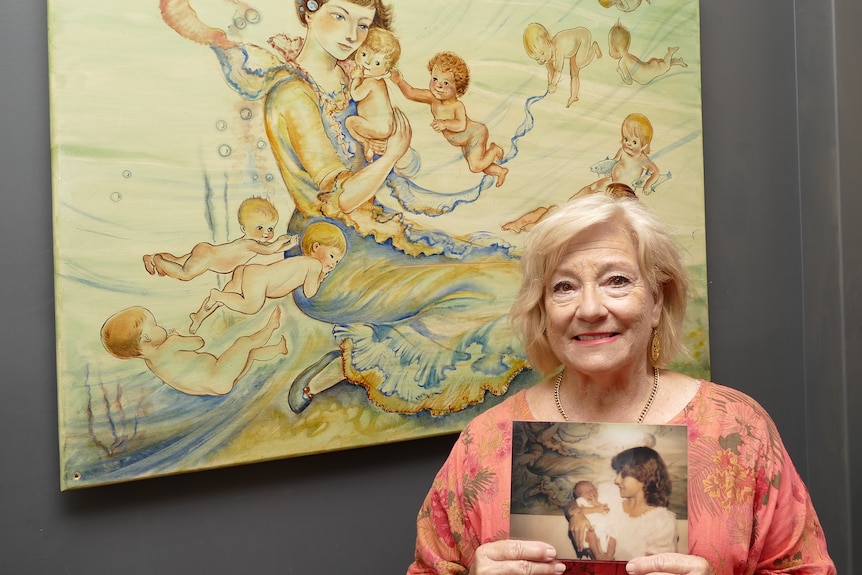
left=407, top=381, right=835, bottom=575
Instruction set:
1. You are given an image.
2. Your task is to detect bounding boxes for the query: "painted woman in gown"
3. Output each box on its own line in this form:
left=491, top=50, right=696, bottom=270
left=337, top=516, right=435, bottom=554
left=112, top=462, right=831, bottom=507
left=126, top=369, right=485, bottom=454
left=160, top=0, right=527, bottom=415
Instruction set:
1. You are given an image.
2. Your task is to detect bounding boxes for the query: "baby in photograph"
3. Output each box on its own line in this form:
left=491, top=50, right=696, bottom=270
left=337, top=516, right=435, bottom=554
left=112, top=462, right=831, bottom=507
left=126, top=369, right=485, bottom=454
left=567, top=480, right=617, bottom=561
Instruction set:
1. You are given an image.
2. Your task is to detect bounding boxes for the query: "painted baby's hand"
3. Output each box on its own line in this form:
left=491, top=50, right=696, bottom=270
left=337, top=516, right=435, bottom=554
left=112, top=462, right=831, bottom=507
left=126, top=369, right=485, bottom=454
left=282, top=234, right=299, bottom=248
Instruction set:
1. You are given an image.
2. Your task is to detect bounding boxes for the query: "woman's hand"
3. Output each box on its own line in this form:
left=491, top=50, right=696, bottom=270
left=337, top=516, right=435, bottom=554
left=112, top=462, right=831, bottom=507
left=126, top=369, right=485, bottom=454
left=625, top=553, right=710, bottom=575
left=566, top=506, right=592, bottom=552
left=337, top=109, right=413, bottom=214
left=382, top=107, right=412, bottom=160
left=468, top=540, right=565, bottom=575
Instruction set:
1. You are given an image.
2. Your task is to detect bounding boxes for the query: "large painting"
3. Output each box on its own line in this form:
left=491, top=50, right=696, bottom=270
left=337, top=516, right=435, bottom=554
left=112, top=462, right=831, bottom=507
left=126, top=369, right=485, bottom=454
left=50, top=0, right=709, bottom=489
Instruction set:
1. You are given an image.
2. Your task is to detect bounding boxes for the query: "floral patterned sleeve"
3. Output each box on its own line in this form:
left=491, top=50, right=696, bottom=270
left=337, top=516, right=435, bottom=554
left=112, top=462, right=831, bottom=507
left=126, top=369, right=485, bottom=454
left=407, top=392, right=531, bottom=574
left=407, top=444, right=473, bottom=575
left=679, top=382, right=835, bottom=574
left=753, top=448, right=835, bottom=574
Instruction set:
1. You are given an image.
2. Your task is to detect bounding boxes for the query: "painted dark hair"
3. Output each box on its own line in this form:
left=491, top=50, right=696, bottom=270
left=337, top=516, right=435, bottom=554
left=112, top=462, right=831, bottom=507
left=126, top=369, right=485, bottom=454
left=295, top=0, right=394, bottom=31
left=611, top=446, right=671, bottom=508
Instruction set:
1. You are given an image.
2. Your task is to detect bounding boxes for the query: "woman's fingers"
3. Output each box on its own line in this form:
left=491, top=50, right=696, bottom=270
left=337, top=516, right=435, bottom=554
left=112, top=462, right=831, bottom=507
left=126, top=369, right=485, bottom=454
left=388, top=107, right=412, bottom=156
left=625, top=553, right=710, bottom=575
left=470, top=540, right=565, bottom=575
left=478, top=540, right=556, bottom=562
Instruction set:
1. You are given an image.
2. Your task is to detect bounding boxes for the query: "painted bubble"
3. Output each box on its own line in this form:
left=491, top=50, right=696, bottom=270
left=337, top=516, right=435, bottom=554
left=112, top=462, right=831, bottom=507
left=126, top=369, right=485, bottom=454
left=218, top=145, right=232, bottom=157
left=110, top=192, right=122, bottom=202
left=240, top=108, right=253, bottom=120
left=216, top=120, right=228, bottom=131
left=233, top=17, right=247, bottom=29
left=245, top=9, right=261, bottom=24
left=122, top=170, right=132, bottom=179
left=256, top=139, right=267, bottom=149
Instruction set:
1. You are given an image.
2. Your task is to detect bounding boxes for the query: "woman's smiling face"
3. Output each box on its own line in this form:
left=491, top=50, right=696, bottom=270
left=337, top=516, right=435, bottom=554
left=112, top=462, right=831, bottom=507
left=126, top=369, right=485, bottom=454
left=543, top=218, right=662, bottom=378
left=306, top=1, right=375, bottom=61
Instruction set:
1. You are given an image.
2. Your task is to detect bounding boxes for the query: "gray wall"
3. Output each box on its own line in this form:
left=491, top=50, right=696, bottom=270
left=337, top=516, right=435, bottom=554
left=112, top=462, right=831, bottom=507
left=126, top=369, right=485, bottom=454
left=0, top=0, right=857, bottom=573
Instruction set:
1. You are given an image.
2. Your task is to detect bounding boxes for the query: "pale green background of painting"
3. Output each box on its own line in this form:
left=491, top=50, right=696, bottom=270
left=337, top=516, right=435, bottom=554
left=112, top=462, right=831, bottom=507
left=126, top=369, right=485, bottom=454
left=50, top=0, right=707, bottom=488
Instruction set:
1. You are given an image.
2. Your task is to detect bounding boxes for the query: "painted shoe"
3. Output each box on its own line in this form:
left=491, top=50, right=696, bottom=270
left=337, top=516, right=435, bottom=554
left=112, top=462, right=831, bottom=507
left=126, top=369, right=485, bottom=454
left=287, top=349, right=340, bottom=413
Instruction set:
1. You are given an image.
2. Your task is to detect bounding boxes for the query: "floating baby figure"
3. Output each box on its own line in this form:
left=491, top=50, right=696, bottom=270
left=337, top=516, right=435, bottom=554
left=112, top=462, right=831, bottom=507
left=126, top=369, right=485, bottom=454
left=189, top=221, right=347, bottom=334
left=523, top=23, right=602, bottom=107
left=578, top=112, right=661, bottom=195
left=609, top=20, right=687, bottom=85
left=100, top=306, right=286, bottom=396
left=598, top=0, right=649, bottom=12
left=391, top=51, right=508, bottom=186
left=143, top=197, right=296, bottom=281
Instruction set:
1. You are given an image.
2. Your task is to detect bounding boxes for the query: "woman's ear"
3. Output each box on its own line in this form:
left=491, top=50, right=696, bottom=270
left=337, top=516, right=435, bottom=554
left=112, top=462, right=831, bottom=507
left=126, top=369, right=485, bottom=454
left=651, top=284, right=664, bottom=327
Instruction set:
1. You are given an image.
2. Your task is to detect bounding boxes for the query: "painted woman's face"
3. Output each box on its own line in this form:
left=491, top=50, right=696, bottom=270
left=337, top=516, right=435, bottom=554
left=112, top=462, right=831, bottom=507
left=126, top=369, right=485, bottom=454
left=306, top=1, right=375, bottom=61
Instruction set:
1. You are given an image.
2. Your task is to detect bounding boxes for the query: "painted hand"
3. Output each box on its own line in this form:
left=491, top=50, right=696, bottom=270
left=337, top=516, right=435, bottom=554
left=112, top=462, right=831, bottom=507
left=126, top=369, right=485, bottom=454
left=385, top=108, right=412, bottom=160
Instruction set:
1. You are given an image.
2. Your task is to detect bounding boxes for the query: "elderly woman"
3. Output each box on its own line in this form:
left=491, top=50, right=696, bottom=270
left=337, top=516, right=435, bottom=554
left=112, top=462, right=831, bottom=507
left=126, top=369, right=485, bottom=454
left=407, top=194, right=834, bottom=575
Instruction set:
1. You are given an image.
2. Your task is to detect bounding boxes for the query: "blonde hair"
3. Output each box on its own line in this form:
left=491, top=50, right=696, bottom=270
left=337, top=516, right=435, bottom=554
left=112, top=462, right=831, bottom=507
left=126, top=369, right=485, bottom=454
left=237, top=197, right=278, bottom=228
left=300, top=221, right=347, bottom=255
left=509, top=194, right=689, bottom=373
left=523, top=23, right=552, bottom=60
left=622, top=113, right=654, bottom=153
left=361, top=27, right=401, bottom=68
left=609, top=20, right=632, bottom=51
left=427, top=51, right=470, bottom=97
left=101, top=307, right=148, bottom=359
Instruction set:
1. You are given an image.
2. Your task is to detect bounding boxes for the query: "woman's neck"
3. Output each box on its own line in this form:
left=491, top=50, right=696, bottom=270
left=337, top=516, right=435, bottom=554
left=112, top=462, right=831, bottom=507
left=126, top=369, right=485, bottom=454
left=296, top=43, right=344, bottom=92
left=560, top=368, right=655, bottom=423
left=622, top=496, right=652, bottom=517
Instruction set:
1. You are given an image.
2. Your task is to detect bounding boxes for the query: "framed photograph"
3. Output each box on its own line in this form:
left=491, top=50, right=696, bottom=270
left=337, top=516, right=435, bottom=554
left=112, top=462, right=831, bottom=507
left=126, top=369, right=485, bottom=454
left=50, top=0, right=707, bottom=489
left=511, top=421, right=688, bottom=568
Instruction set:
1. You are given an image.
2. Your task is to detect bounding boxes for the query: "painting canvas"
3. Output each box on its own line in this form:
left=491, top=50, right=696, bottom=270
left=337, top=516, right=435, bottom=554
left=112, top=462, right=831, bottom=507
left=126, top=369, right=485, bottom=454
left=50, top=0, right=709, bottom=489
left=510, top=421, right=688, bottom=571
